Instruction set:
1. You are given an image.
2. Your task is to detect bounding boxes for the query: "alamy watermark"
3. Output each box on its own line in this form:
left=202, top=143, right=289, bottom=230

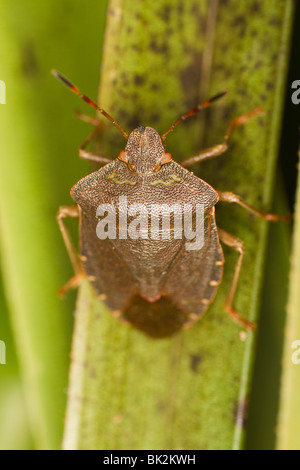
left=291, top=340, right=300, bottom=365
left=96, top=196, right=205, bottom=251
left=0, top=340, right=6, bottom=364
left=0, top=80, right=5, bottom=104
left=291, top=80, right=300, bottom=105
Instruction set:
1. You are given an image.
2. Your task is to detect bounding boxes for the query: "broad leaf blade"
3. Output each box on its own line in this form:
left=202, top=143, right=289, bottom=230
left=63, top=0, right=294, bottom=450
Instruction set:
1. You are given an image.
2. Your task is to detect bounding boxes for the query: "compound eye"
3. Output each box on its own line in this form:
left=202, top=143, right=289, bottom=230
left=152, top=164, right=161, bottom=172
left=128, top=163, right=136, bottom=172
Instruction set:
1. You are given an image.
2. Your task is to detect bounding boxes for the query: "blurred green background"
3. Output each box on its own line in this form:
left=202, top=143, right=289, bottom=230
left=0, top=0, right=299, bottom=450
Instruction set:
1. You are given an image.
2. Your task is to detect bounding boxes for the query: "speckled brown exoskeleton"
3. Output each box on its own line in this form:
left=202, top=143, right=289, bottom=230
left=52, top=70, right=290, bottom=338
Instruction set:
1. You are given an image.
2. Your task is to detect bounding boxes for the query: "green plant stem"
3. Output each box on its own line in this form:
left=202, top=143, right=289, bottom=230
left=277, top=149, right=300, bottom=450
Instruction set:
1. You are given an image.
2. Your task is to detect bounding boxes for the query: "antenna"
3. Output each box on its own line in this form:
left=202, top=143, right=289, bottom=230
left=161, top=91, right=227, bottom=141
left=51, top=70, right=129, bottom=139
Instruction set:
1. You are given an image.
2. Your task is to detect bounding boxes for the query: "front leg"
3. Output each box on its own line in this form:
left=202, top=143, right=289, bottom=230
left=78, top=127, right=113, bottom=165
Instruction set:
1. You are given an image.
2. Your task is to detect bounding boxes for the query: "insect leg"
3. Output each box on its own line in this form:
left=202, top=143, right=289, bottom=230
left=180, top=143, right=228, bottom=168
left=78, top=126, right=113, bottom=165
left=180, top=107, right=262, bottom=168
left=57, top=205, right=84, bottom=296
left=218, top=228, right=255, bottom=330
left=74, top=110, right=102, bottom=127
left=217, top=191, right=292, bottom=221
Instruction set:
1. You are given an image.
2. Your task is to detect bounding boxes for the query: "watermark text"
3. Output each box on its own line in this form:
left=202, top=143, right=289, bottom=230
left=291, top=80, right=300, bottom=105
left=0, top=340, right=6, bottom=364
left=291, top=340, right=300, bottom=364
left=96, top=196, right=205, bottom=251
left=0, top=80, right=5, bottom=104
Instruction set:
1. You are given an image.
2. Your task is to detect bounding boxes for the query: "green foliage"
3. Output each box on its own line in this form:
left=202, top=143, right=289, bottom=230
left=277, top=148, right=300, bottom=450
left=63, top=0, right=295, bottom=450
left=0, top=0, right=296, bottom=450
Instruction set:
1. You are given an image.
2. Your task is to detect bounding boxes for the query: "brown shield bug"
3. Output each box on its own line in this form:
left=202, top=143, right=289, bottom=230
left=52, top=70, right=291, bottom=338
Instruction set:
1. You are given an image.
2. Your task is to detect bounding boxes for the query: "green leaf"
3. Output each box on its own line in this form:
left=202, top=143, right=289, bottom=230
left=277, top=148, right=300, bottom=450
left=62, top=0, right=295, bottom=450
left=244, top=177, right=291, bottom=449
left=0, top=0, right=109, bottom=449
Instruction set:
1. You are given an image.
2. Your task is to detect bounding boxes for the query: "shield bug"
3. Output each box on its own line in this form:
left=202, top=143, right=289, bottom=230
left=52, top=70, right=290, bottom=338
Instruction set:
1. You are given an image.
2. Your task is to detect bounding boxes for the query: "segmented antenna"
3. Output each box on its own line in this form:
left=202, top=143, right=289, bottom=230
left=51, top=70, right=129, bottom=139
left=161, top=91, right=227, bottom=141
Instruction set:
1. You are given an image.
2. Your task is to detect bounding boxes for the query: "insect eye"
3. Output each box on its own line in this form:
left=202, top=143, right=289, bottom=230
left=152, top=165, right=161, bottom=172
left=129, top=163, right=136, bottom=171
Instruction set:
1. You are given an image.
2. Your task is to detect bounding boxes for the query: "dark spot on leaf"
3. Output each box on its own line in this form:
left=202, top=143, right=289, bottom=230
left=271, top=52, right=278, bottom=63
left=191, top=2, right=200, bottom=16
left=108, top=7, right=119, bottom=19
left=131, top=43, right=141, bottom=52
left=134, top=75, right=145, bottom=86
left=149, top=38, right=168, bottom=55
left=149, top=113, right=160, bottom=125
left=20, top=40, right=39, bottom=78
left=269, top=17, right=281, bottom=27
left=177, top=2, right=184, bottom=16
left=150, top=82, right=160, bottom=92
left=220, top=42, right=229, bottom=55
left=219, top=105, right=234, bottom=122
left=190, top=353, right=202, bottom=372
left=250, top=1, right=262, bottom=14
left=160, top=4, right=171, bottom=22
left=257, top=116, right=265, bottom=126
left=119, top=110, right=141, bottom=130
left=254, top=61, right=263, bottom=70
left=165, top=26, right=173, bottom=37
left=156, top=399, right=166, bottom=413
left=232, top=14, right=246, bottom=28
left=89, top=366, right=97, bottom=379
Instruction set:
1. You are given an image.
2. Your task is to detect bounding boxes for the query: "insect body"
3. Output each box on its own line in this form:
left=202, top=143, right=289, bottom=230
left=53, top=70, right=290, bottom=338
